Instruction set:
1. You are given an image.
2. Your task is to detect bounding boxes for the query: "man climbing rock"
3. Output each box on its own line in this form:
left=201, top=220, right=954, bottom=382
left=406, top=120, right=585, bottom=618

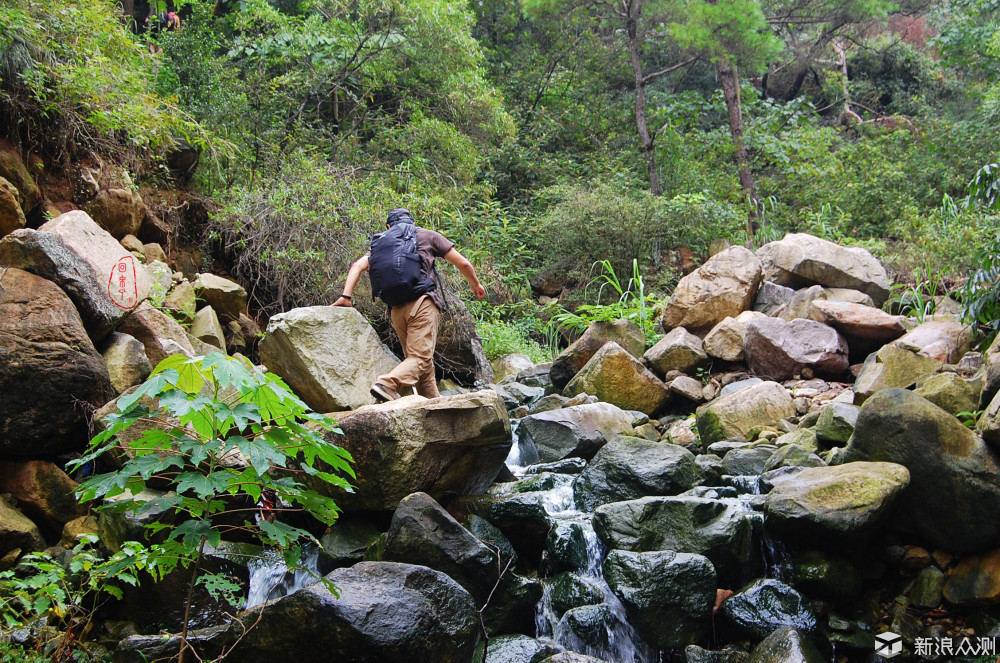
left=332, top=208, right=486, bottom=401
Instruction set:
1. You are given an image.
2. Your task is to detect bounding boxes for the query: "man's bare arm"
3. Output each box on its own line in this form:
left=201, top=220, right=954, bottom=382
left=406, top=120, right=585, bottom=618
left=443, top=248, right=486, bottom=299
left=331, top=255, right=370, bottom=306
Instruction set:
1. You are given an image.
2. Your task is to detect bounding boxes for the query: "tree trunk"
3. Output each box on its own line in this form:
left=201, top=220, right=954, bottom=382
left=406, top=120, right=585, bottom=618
left=717, top=59, right=759, bottom=243
left=625, top=2, right=663, bottom=196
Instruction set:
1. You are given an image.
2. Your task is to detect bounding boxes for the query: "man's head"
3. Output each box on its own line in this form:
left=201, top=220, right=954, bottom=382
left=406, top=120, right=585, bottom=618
left=386, top=208, right=415, bottom=227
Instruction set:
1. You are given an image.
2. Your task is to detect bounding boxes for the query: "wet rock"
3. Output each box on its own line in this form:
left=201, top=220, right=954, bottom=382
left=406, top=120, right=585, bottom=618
left=603, top=549, right=716, bottom=648
left=723, top=446, right=779, bottom=476
left=550, top=320, right=645, bottom=390
left=320, top=518, right=382, bottom=568
left=719, top=579, right=818, bottom=641
left=789, top=550, right=863, bottom=602
left=685, top=645, right=751, bottom=663
left=661, top=246, right=763, bottom=336
left=539, top=653, right=612, bottom=663
left=573, top=435, right=698, bottom=511
left=564, top=342, right=670, bottom=415
left=696, top=381, right=796, bottom=445
left=845, top=389, right=1000, bottom=552
left=524, top=458, right=588, bottom=475
left=259, top=306, right=399, bottom=412
left=472, top=491, right=553, bottom=567
left=744, top=318, right=849, bottom=381
left=517, top=362, right=553, bottom=390
left=910, top=566, right=945, bottom=608
left=747, top=626, right=826, bottom=663
left=383, top=492, right=535, bottom=635
left=763, top=462, right=909, bottom=543
left=773, top=429, right=818, bottom=453
left=113, top=624, right=232, bottom=663
left=943, top=549, right=1000, bottom=606
left=0, top=268, right=114, bottom=456
left=519, top=402, right=634, bottom=462
left=484, top=634, right=561, bottom=663
left=593, top=496, right=752, bottom=585
left=643, top=327, right=708, bottom=375
left=544, top=521, right=590, bottom=574
left=492, top=382, right=546, bottom=411
left=546, top=572, right=606, bottom=619
left=316, top=391, right=511, bottom=512
left=223, top=562, right=480, bottom=663
left=756, top=233, right=890, bottom=306
left=981, top=333, right=1000, bottom=408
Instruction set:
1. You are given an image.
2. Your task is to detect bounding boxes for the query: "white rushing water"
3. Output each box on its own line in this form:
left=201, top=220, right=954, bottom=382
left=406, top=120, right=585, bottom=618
left=244, top=546, right=323, bottom=610
left=527, top=481, right=658, bottom=663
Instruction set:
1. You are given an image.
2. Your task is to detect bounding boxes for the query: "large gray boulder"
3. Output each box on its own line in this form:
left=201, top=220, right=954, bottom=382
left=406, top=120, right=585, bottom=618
left=763, top=462, right=910, bottom=542
left=593, top=496, right=752, bottom=585
left=719, top=579, right=818, bottom=641
left=223, top=562, right=480, bottom=663
left=484, top=635, right=560, bottom=663
left=259, top=306, right=400, bottom=412
left=0, top=496, right=45, bottom=559
left=0, top=211, right=152, bottom=341
left=661, top=246, right=763, bottom=336
left=643, top=327, right=708, bottom=375
left=550, top=320, right=645, bottom=390
left=315, top=391, right=511, bottom=511
left=981, top=333, right=1000, bottom=409
left=743, top=318, right=849, bottom=381
left=891, top=318, right=975, bottom=364
left=382, top=492, right=536, bottom=635
left=519, top=402, right=634, bottom=462
left=916, top=372, right=979, bottom=417
left=573, top=436, right=699, bottom=511
left=845, top=389, right=1000, bottom=552
left=0, top=268, right=114, bottom=457
left=603, top=549, right=716, bottom=649
left=564, top=343, right=670, bottom=415
left=696, top=381, right=796, bottom=445
left=756, top=233, right=891, bottom=306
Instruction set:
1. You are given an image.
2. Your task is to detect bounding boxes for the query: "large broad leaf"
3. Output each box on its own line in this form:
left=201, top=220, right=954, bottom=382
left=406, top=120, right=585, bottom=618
left=175, top=470, right=231, bottom=499
left=168, top=520, right=220, bottom=548
left=202, top=353, right=257, bottom=391
left=236, top=436, right=287, bottom=475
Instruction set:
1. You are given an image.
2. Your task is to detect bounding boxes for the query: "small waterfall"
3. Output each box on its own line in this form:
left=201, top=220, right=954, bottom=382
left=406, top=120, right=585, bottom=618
left=529, top=482, right=657, bottom=663
left=245, top=546, right=323, bottom=609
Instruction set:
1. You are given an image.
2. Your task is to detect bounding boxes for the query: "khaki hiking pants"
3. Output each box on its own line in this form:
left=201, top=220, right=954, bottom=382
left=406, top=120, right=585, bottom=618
left=377, top=295, right=441, bottom=398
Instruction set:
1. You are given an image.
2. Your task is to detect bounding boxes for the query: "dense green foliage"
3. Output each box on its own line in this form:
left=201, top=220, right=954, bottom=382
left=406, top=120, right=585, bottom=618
left=2, top=0, right=999, bottom=327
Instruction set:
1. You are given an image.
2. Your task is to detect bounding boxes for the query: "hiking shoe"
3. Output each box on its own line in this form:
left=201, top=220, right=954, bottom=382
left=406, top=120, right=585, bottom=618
left=370, top=383, right=399, bottom=402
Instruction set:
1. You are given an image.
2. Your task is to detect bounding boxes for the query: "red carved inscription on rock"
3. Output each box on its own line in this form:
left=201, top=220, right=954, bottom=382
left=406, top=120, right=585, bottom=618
left=109, top=255, right=139, bottom=310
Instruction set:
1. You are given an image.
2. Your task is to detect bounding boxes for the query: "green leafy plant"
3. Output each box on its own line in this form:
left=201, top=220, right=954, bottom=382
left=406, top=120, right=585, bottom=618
left=0, top=534, right=137, bottom=662
left=66, top=353, right=354, bottom=662
left=965, top=162, right=1000, bottom=210
left=961, top=234, right=1000, bottom=344
left=547, top=259, right=663, bottom=347
left=957, top=410, right=985, bottom=429
left=889, top=268, right=946, bottom=322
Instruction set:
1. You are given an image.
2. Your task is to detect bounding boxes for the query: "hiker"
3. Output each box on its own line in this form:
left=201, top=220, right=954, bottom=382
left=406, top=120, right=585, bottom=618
left=332, top=208, right=486, bottom=401
left=165, top=10, right=181, bottom=32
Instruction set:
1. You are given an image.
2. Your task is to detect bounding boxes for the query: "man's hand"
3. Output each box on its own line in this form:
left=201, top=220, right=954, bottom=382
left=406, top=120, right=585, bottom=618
left=331, top=296, right=353, bottom=307
left=472, top=283, right=486, bottom=299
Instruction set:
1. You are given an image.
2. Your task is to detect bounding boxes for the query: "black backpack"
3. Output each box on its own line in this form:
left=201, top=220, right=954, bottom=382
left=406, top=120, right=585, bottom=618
left=368, top=220, right=437, bottom=306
